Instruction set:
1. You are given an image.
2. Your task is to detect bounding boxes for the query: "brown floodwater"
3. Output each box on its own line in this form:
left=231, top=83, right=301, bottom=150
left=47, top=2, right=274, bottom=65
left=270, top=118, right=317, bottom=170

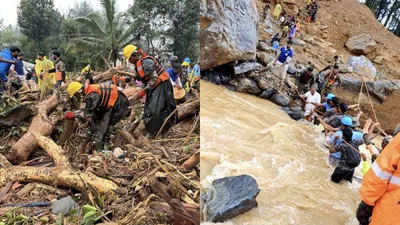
left=200, top=81, right=363, bottom=225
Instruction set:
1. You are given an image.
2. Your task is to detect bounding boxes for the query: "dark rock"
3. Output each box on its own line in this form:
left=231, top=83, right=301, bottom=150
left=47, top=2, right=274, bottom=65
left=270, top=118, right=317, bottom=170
left=224, top=84, right=237, bottom=91
left=203, top=71, right=222, bottom=85
left=202, top=175, right=260, bottom=222
left=259, top=90, right=275, bottom=99
left=288, top=107, right=303, bottom=120
left=200, top=0, right=258, bottom=70
left=236, top=77, right=261, bottom=95
left=270, top=93, right=290, bottom=107
left=234, top=62, right=262, bottom=75
left=345, top=33, right=377, bottom=55
left=340, top=76, right=362, bottom=92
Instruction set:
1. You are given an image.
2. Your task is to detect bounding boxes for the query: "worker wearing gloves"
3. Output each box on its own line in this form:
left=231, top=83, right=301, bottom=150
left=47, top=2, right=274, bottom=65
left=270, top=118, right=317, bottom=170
left=123, top=44, right=177, bottom=138
left=65, top=81, right=130, bottom=151
left=357, top=133, right=400, bottom=225
left=112, top=75, right=131, bottom=90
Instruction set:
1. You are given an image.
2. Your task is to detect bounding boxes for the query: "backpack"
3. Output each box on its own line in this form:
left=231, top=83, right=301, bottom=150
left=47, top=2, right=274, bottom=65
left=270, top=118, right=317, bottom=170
left=345, top=142, right=361, bottom=168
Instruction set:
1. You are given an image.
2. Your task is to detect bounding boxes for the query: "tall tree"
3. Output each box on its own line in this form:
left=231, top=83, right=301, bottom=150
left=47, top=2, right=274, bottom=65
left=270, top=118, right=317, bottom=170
left=17, top=0, right=62, bottom=61
left=67, top=0, right=137, bottom=66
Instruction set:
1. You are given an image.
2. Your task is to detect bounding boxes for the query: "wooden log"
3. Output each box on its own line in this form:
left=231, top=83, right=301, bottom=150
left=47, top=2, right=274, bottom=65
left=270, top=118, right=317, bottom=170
left=58, top=119, right=75, bottom=145
left=181, top=151, right=200, bottom=170
left=178, top=99, right=200, bottom=121
left=6, top=93, right=59, bottom=163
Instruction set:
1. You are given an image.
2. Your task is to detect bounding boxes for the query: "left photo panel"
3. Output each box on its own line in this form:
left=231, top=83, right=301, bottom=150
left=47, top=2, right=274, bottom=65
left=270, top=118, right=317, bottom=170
left=0, top=0, right=200, bottom=224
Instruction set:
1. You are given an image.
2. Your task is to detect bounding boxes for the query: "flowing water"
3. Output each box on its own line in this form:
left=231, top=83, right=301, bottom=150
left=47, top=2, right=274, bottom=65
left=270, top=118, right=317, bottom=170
left=200, top=81, right=362, bottom=225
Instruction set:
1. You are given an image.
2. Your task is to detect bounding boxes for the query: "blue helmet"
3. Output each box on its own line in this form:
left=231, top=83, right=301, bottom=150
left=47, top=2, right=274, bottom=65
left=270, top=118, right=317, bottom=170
left=326, top=93, right=335, bottom=100
left=184, top=58, right=190, bottom=64
left=341, top=116, right=352, bottom=126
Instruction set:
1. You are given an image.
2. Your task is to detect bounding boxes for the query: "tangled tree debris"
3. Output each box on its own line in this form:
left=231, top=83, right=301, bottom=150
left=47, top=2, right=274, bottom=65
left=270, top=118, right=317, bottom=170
left=0, top=69, right=200, bottom=225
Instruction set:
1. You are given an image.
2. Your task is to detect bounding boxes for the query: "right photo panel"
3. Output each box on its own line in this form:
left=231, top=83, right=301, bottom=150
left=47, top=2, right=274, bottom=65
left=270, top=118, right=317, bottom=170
left=200, top=0, right=400, bottom=224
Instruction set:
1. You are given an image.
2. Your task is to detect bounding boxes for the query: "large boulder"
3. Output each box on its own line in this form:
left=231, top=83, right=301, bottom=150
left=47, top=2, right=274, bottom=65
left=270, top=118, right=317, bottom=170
left=339, top=64, right=354, bottom=73
left=348, top=55, right=377, bottom=77
left=200, top=0, right=258, bottom=70
left=345, top=33, right=377, bottom=55
left=257, top=41, right=274, bottom=53
left=236, top=77, right=261, bottom=94
left=340, top=76, right=362, bottom=92
left=270, top=93, right=290, bottom=107
left=257, top=52, right=275, bottom=66
left=305, top=24, right=318, bottom=35
left=202, top=175, right=260, bottom=222
left=287, top=107, right=303, bottom=120
left=234, top=62, right=262, bottom=75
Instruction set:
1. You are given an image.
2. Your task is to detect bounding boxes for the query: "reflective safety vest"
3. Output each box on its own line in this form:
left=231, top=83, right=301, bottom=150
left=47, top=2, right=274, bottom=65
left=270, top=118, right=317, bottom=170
left=136, top=56, right=169, bottom=88
left=360, top=134, right=400, bottom=225
left=327, top=70, right=339, bottom=85
left=112, top=75, right=127, bottom=86
left=84, top=83, right=118, bottom=109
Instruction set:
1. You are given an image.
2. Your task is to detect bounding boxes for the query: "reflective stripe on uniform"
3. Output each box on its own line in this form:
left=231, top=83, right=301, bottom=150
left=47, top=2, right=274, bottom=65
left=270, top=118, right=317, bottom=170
left=390, top=175, right=400, bottom=186
left=371, top=161, right=393, bottom=181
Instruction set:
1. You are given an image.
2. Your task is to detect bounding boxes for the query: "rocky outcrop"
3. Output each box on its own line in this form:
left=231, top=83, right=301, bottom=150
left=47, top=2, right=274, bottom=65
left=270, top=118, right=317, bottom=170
left=348, top=55, right=377, bottom=77
left=257, top=52, right=275, bottom=66
left=270, top=93, right=290, bottom=107
left=236, top=77, right=261, bottom=94
left=345, top=33, right=377, bottom=55
left=200, top=0, right=259, bottom=70
left=202, top=175, right=260, bottom=222
left=234, top=62, right=262, bottom=75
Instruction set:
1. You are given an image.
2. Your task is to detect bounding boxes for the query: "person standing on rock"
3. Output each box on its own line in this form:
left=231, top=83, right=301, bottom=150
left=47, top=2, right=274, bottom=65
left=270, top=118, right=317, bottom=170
left=300, top=86, right=321, bottom=122
left=273, top=2, right=282, bottom=19
left=288, top=24, right=297, bottom=43
left=295, top=66, right=315, bottom=94
left=260, top=43, right=294, bottom=93
left=123, top=44, right=177, bottom=138
left=271, top=33, right=280, bottom=45
left=322, top=65, right=341, bottom=95
left=272, top=39, right=280, bottom=56
left=0, top=46, right=19, bottom=95
left=263, top=0, right=271, bottom=20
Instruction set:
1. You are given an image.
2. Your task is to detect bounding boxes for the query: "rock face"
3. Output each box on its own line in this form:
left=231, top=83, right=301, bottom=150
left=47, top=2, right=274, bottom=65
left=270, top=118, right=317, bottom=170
left=202, top=175, right=260, bottom=222
left=348, top=55, right=377, bottom=77
left=345, top=33, right=377, bottom=55
left=200, top=0, right=258, bottom=70
left=234, top=62, right=262, bottom=75
left=270, top=93, right=290, bottom=107
left=236, top=77, right=261, bottom=94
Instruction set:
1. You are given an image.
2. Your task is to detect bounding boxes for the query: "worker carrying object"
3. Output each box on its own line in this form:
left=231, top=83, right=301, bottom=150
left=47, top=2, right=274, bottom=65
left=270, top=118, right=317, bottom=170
left=123, top=44, right=177, bottom=138
left=356, top=132, right=400, bottom=225
left=65, top=81, right=130, bottom=150
left=112, top=75, right=131, bottom=89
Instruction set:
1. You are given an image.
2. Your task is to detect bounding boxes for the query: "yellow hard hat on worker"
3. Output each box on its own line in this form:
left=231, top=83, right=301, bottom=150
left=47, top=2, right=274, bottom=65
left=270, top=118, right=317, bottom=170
left=182, top=61, right=190, bottom=67
left=123, top=44, right=138, bottom=62
left=67, top=82, right=83, bottom=98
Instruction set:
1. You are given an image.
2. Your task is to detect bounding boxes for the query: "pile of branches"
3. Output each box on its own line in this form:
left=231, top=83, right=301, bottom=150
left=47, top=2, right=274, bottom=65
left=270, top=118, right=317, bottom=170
left=0, top=69, right=200, bottom=225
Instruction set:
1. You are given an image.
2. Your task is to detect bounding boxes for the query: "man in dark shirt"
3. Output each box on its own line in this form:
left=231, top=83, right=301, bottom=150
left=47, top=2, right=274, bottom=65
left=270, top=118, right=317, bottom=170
left=329, top=127, right=364, bottom=183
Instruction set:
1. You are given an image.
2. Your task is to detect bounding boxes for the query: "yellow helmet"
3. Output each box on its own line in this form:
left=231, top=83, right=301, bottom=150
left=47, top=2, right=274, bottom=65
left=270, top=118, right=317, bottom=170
left=182, top=61, right=190, bottom=67
left=123, top=44, right=137, bottom=62
left=67, top=82, right=83, bottom=98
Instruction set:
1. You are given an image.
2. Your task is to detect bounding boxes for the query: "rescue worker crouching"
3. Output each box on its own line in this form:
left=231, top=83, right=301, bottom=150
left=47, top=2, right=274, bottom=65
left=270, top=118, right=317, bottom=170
left=65, top=81, right=130, bottom=151
left=112, top=74, right=131, bottom=90
left=123, top=44, right=177, bottom=138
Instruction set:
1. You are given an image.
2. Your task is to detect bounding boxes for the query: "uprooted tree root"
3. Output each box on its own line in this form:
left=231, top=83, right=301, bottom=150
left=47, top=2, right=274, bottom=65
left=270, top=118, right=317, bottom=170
left=0, top=77, right=200, bottom=224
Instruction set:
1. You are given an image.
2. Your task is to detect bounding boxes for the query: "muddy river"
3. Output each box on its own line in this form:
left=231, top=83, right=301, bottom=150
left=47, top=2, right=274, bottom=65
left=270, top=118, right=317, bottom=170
left=200, top=81, right=361, bottom=225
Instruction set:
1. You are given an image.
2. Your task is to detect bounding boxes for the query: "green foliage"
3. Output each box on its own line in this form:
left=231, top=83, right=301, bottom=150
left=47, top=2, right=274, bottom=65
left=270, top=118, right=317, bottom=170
left=81, top=204, right=101, bottom=225
left=67, top=0, right=137, bottom=67
left=129, top=0, right=200, bottom=62
left=17, top=0, right=63, bottom=62
left=0, top=94, right=21, bottom=117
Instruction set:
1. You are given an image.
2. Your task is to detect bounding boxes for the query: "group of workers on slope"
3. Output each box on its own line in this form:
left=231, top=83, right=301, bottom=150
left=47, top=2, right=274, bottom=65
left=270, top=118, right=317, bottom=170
left=65, top=44, right=200, bottom=152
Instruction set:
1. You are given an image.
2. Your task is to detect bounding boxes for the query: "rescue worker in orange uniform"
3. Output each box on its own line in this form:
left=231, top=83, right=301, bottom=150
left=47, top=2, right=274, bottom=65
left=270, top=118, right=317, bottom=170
left=123, top=44, right=177, bottom=138
left=112, top=75, right=131, bottom=89
left=65, top=81, right=130, bottom=150
left=357, top=132, right=400, bottom=225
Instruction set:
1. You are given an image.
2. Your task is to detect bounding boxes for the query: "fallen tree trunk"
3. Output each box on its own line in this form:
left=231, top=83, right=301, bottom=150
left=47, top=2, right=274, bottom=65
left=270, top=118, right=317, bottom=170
left=0, top=104, right=37, bottom=127
left=6, top=93, right=59, bottom=163
left=0, top=133, right=118, bottom=194
left=178, top=98, right=199, bottom=122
